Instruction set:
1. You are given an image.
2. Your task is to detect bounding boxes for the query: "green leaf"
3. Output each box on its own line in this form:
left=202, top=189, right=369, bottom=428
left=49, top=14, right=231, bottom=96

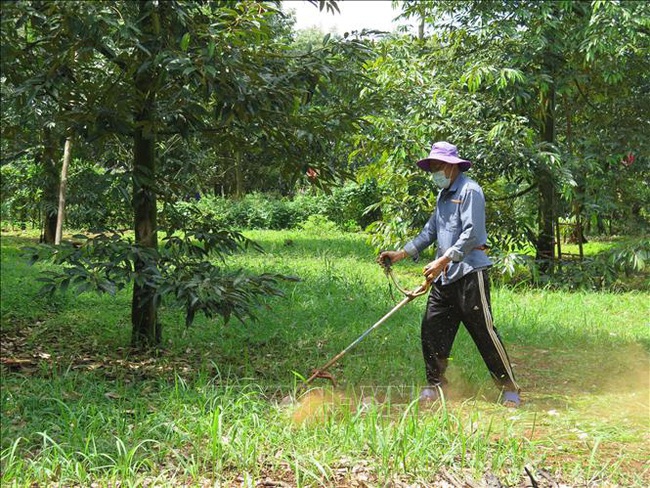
left=180, top=32, right=191, bottom=52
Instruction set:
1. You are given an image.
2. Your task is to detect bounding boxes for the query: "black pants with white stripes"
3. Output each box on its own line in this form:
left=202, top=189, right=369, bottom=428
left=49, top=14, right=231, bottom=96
left=421, top=269, right=519, bottom=392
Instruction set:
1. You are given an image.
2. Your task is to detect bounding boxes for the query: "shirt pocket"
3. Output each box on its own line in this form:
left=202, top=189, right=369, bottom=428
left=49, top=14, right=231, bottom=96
left=439, top=201, right=462, bottom=232
left=444, top=216, right=459, bottom=232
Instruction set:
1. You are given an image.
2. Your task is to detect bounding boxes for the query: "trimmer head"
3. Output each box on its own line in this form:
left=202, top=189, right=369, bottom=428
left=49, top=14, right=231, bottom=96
left=307, top=369, right=337, bottom=387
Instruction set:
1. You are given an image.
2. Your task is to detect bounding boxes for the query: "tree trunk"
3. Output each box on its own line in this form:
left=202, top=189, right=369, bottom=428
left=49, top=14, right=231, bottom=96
left=564, top=96, right=586, bottom=251
left=596, top=214, right=605, bottom=235
left=234, top=151, right=245, bottom=199
left=567, top=197, right=588, bottom=246
left=41, top=127, right=59, bottom=244
left=536, top=76, right=556, bottom=271
left=131, top=1, right=160, bottom=348
left=536, top=165, right=555, bottom=263
left=55, top=135, right=73, bottom=245
left=131, top=115, right=160, bottom=347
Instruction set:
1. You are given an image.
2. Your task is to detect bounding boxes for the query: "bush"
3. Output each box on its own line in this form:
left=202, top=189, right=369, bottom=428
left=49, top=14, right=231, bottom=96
left=172, top=193, right=322, bottom=231
left=173, top=195, right=232, bottom=228
left=489, top=251, right=534, bottom=287
left=1, top=157, right=44, bottom=230
left=236, top=193, right=317, bottom=230
left=288, top=194, right=322, bottom=226
left=1, top=157, right=133, bottom=232
left=322, top=180, right=381, bottom=230
left=298, top=214, right=339, bottom=233
left=170, top=184, right=380, bottom=233
left=490, top=238, right=649, bottom=291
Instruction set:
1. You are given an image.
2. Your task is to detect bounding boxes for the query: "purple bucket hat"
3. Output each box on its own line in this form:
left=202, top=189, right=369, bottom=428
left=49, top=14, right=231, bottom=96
left=416, top=141, right=472, bottom=172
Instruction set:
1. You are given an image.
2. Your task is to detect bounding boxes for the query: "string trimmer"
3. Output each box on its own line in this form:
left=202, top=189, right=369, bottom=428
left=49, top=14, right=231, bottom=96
left=300, top=255, right=432, bottom=389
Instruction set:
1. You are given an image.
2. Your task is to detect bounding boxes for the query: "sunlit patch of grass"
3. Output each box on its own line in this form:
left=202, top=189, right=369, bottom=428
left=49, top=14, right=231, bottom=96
left=561, top=238, right=620, bottom=257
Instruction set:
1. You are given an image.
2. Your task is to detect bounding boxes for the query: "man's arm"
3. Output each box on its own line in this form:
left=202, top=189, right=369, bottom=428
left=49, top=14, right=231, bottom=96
left=377, top=210, right=438, bottom=269
left=404, top=212, right=437, bottom=261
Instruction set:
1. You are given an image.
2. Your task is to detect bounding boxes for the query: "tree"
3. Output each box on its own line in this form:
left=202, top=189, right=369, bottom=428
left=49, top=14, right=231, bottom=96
left=350, top=28, right=537, bottom=254
left=395, top=0, right=650, bottom=266
left=5, top=0, right=374, bottom=347
left=0, top=1, right=74, bottom=243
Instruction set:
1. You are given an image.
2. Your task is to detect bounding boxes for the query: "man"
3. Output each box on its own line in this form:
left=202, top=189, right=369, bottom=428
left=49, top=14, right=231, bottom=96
left=378, top=141, right=521, bottom=407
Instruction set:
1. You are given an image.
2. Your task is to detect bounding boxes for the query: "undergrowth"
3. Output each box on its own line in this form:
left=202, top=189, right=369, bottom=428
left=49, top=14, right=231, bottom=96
left=1, top=230, right=648, bottom=487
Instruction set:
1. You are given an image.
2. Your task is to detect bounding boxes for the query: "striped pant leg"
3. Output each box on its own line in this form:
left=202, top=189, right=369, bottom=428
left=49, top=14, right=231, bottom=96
left=459, top=270, right=519, bottom=392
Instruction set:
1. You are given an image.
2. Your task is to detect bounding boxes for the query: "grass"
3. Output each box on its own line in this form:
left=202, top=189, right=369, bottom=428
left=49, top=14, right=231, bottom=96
left=1, top=229, right=649, bottom=487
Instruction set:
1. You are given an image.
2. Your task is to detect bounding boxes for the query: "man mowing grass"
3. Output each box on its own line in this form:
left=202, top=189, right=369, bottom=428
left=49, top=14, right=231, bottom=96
left=379, top=141, right=521, bottom=408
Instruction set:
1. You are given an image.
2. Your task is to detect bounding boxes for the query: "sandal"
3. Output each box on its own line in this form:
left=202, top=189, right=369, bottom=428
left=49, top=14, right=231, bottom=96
left=419, top=385, right=444, bottom=403
left=502, top=390, right=521, bottom=408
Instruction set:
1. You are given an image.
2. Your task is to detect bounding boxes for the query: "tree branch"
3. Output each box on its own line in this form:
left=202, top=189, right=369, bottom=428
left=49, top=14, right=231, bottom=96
left=573, top=78, right=599, bottom=111
left=93, top=43, right=128, bottom=71
left=0, top=149, right=31, bottom=164
left=488, top=183, right=537, bottom=202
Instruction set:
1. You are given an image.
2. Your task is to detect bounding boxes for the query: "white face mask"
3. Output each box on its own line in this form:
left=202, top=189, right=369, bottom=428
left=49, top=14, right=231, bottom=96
left=432, top=170, right=451, bottom=189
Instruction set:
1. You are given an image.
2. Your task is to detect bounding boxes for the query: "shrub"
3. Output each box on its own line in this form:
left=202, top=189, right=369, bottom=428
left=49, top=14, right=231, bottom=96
left=66, top=165, right=131, bottom=231
left=288, top=194, right=323, bottom=226
left=608, top=237, right=648, bottom=274
left=490, top=238, right=649, bottom=291
left=489, top=251, right=534, bottom=287
left=322, top=180, right=381, bottom=230
left=173, top=195, right=233, bottom=228
left=298, top=214, right=339, bottom=233
left=172, top=193, right=324, bottom=231
left=167, top=181, right=379, bottom=233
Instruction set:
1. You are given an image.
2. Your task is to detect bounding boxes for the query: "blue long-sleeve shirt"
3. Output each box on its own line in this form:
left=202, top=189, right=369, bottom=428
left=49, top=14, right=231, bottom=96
left=403, top=173, right=492, bottom=285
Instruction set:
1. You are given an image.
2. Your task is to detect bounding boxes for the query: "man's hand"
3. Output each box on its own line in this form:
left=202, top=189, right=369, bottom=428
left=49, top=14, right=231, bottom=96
left=377, top=250, right=407, bottom=268
left=423, top=256, right=451, bottom=282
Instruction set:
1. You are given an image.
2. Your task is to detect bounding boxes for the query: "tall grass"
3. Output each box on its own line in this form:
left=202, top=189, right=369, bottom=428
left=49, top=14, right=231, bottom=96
left=1, top=229, right=648, bottom=486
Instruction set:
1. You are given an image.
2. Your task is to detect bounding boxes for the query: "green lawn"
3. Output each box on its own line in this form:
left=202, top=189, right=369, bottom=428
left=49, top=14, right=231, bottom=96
left=1, top=230, right=649, bottom=487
